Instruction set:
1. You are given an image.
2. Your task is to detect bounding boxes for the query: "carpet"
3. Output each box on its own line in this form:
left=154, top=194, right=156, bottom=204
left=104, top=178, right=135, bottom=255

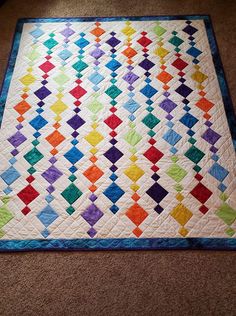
left=0, top=15, right=235, bottom=251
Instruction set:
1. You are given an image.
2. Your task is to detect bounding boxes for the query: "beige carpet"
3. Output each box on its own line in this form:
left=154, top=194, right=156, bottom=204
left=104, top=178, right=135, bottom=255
left=0, top=1, right=236, bottom=315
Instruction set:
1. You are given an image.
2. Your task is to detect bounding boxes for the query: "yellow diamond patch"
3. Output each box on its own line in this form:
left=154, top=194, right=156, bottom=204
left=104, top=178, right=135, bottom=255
left=191, top=71, right=208, bottom=83
left=124, top=164, right=144, bottom=182
left=85, top=130, right=104, bottom=146
left=122, top=25, right=136, bottom=37
left=56, top=92, right=63, bottom=99
left=176, top=193, right=184, bottom=202
left=179, top=227, right=189, bottom=237
left=20, top=74, right=36, bottom=86
left=91, top=122, right=98, bottom=129
left=155, top=47, right=169, bottom=58
left=50, top=100, right=68, bottom=117
left=130, top=155, right=137, bottom=162
left=90, top=148, right=98, bottom=154
left=130, top=183, right=140, bottom=192
left=171, top=203, right=192, bottom=226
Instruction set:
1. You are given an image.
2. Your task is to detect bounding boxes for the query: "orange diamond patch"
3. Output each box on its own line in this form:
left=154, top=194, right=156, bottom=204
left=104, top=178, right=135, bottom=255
left=83, top=165, right=104, bottom=183
left=126, top=204, right=148, bottom=226
left=46, top=130, right=65, bottom=147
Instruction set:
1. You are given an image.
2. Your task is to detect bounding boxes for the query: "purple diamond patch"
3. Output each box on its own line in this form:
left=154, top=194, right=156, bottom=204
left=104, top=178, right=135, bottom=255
left=87, top=227, right=97, bottom=238
left=42, top=166, right=63, bottom=184
left=8, top=131, right=27, bottom=148
left=123, top=72, right=139, bottom=85
left=139, top=59, right=155, bottom=71
left=175, top=84, right=193, bottom=98
left=202, top=128, right=221, bottom=145
left=34, top=86, right=51, bottom=100
left=90, top=48, right=104, bottom=59
left=183, top=25, right=198, bottom=35
left=106, top=37, right=121, bottom=47
left=146, top=182, right=168, bottom=204
left=159, top=99, right=177, bottom=113
left=67, top=115, right=85, bottom=130
left=60, top=28, right=75, bottom=38
left=104, top=146, right=123, bottom=163
left=82, top=204, right=103, bottom=227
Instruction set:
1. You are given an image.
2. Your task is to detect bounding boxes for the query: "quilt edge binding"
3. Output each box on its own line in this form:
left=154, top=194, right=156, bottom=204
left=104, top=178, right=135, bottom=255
left=0, top=238, right=236, bottom=252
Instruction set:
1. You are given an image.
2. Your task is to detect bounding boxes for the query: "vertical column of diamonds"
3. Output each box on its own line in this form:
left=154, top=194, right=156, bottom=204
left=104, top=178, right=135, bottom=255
left=1, top=24, right=40, bottom=196
left=60, top=31, right=89, bottom=213
left=0, top=23, right=43, bottom=233
left=170, top=22, right=213, bottom=218
left=81, top=22, right=106, bottom=238
left=16, top=25, right=57, bottom=215
left=158, top=24, right=193, bottom=236
left=37, top=23, right=75, bottom=237
left=137, top=29, right=168, bottom=214
left=121, top=21, right=148, bottom=237
left=183, top=20, right=235, bottom=236
left=103, top=31, right=125, bottom=214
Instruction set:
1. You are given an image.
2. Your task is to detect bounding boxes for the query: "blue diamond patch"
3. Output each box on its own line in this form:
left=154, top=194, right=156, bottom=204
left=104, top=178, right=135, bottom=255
left=124, top=99, right=140, bottom=113
left=105, top=59, right=121, bottom=72
left=140, top=85, right=158, bottom=99
left=163, top=129, right=182, bottom=146
left=88, top=72, right=104, bottom=85
left=58, top=49, right=72, bottom=60
left=75, top=37, right=89, bottom=48
left=37, top=205, right=58, bottom=227
left=180, top=113, right=198, bottom=128
left=29, top=115, right=48, bottom=130
left=64, top=147, right=84, bottom=164
left=103, top=182, right=125, bottom=203
left=209, top=163, right=229, bottom=182
left=1, top=166, right=20, bottom=185
left=186, top=47, right=202, bottom=58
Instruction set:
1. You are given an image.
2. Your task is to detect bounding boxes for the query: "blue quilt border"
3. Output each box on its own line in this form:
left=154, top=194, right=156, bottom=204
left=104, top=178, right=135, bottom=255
left=0, top=15, right=235, bottom=251
left=0, top=238, right=236, bottom=251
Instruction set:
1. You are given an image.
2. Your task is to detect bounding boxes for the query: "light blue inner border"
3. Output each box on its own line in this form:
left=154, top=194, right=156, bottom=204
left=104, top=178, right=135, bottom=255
left=0, top=15, right=235, bottom=251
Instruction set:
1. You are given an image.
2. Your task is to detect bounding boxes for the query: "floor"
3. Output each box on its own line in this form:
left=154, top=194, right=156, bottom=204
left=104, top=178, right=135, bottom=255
left=0, top=1, right=236, bottom=315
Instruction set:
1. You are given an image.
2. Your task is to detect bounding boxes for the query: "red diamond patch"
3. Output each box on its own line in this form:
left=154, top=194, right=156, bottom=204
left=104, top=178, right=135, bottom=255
left=191, top=182, right=212, bottom=204
left=39, top=61, right=55, bottom=73
left=172, top=58, right=188, bottom=71
left=104, top=114, right=122, bottom=130
left=17, top=185, right=39, bottom=205
left=70, top=85, right=87, bottom=99
left=144, top=146, right=164, bottom=164
left=137, top=37, right=152, bottom=47
left=199, top=205, right=209, bottom=214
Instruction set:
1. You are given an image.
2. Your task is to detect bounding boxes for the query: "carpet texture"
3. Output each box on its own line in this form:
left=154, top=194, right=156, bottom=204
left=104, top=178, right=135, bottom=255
left=0, top=0, right=236, bottom=315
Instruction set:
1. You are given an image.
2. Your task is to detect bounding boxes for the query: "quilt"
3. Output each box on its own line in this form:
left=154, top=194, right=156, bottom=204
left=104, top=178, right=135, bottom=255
left=0, top=15, right=235, bottom=251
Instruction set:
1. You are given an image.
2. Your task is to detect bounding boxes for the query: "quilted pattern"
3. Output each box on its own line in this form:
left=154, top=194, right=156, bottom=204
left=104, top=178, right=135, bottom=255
left=0, top=16, right=235, bottom=250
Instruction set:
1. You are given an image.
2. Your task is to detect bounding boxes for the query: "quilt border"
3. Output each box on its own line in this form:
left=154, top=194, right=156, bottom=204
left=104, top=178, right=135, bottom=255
left=0, top=15, right=235, bottom=251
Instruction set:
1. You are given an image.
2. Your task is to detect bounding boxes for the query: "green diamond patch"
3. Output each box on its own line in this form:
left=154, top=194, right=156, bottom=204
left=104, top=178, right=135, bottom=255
left=61, top=183, right=82, bottom=205
left=166, top=164, right=187, bottom=183
left=142, top=113, right=160, bottom=129
left=185, top=146, right=205, bottom=164
left=24, top=148, right=43, bottom=166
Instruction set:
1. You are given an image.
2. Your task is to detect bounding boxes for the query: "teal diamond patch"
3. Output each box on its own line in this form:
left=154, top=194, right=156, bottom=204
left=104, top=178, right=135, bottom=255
left=105, top=86, right=122, bottom=99
left=72, top=60, right=88, bottom=73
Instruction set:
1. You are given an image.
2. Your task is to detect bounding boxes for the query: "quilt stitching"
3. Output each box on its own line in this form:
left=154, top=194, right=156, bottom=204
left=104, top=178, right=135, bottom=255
left=0, top=15, right=235, bottom=250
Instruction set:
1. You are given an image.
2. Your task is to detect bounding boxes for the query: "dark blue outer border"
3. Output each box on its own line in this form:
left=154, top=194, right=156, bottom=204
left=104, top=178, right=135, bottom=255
left=0, top=15, right=235, bottom=251
left=0, top=238, right=236, bottom=251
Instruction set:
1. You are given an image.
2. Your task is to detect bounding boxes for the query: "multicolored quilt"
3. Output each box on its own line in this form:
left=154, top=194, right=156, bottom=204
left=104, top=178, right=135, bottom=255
left=0, top=16, right=235, bottom=251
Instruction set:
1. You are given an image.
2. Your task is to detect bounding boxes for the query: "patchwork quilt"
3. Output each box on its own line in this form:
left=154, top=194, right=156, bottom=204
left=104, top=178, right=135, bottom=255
left=0, top=16, right=235, bottom=251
